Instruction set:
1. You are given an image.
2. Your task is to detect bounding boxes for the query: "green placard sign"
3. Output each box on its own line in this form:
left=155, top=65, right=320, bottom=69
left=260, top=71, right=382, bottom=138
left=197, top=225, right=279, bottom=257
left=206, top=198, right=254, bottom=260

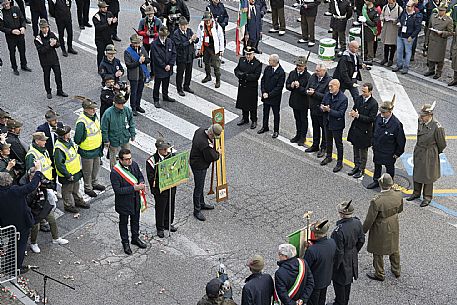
left=158, top=151, right=190, bottom=192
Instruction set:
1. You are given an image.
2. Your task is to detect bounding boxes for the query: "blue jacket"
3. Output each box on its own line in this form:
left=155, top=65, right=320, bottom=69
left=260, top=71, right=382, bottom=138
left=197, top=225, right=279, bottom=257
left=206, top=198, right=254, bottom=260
left=99, top=56, right=125, bottom=85
left=151, top=37, right=176, bottom=78
left=304, top=237, right=337, bottom=290
left=321, top=91, right=348, bottom=131
left=372, top=114, right=406, bottom=165
left=206, top=2, right=229, bottom=28
left=172, top=27, right=198, bottom=64
left=397, top=11, right=422, bottom=38
left=274, top=258, right=314, bottom=305
left=241, top=272, right=274, bottom=305
left=261, top=65, right=286, bottom=106
left=246, top=4, right=263, bottom=43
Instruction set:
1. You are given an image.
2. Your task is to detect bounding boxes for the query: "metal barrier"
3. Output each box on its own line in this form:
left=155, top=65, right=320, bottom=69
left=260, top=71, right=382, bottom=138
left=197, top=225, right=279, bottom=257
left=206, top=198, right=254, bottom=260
left=0, top=225, right=18, bottom=284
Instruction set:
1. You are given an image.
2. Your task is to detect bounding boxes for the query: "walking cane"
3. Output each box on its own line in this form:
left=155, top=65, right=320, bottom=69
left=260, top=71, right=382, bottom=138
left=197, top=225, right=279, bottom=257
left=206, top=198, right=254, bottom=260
left=207, top=161, right=215, bottom=195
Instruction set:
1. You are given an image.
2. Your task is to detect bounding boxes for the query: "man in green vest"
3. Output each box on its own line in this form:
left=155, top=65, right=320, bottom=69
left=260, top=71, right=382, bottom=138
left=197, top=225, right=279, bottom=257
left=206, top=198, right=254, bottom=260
left=25, top=132, right=54, bottom=182
left=54, top=125, right=89, bottom=213
left=74, top=98, right=105, bottom=198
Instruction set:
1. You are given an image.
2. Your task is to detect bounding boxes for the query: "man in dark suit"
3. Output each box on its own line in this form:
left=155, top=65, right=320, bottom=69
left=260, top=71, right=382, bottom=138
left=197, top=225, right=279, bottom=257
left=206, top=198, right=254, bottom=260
left=110, top=148, right=147, bottom=255
left=245, top=0, right=263, bottom=53
left=347, top=83, right=378, bottom=179
left=305, top=63, right=331, bottom=158
left=286, top=55, right=310, bottom=146
left=151, top=26, right=177, bottom=108
left=258, top=54, right=285, bottom=138
left=29, top=0, right=47, bottom=37
left=320, top=79, right=348, bottom=173
left=367, top=100, right=406, bottom=189
left=332, top=41, right=362, bottom=102
left=36, top=108, right=63, bottom=163
left=172, top=16, right=198, bottom=96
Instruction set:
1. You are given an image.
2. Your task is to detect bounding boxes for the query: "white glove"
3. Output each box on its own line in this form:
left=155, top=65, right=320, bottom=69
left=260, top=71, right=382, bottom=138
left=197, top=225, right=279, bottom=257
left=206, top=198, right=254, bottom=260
left=358, top=16, right=367, bottom=23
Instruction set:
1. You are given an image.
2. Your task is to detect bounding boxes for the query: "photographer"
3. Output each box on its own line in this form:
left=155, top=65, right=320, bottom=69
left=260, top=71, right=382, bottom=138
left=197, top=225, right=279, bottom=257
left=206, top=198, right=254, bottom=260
left=0, top=142, right=21, bottom=183
left=0, top=160, right=43, bottom=274
left=6, top=119, right=27, bottom=178
left=164, top=0, right=190, bottom=36
left=197, top=278, right=237, bottom=305
left=100, top=74, right=130, bottom=118
left=21, top=167, right=68, bottom=254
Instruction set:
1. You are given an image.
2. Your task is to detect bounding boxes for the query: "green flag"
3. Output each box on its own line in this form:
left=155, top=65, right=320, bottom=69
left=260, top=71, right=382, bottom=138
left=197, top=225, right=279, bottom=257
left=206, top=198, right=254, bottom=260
left=158, top=151, right=190, bottom=192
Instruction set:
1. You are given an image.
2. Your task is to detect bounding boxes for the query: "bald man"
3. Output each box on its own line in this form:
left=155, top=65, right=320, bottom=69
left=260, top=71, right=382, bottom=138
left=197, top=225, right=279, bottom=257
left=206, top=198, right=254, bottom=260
left=320, top=79, right=348, bottom=173
left=332, top=41, right=362, bottom=102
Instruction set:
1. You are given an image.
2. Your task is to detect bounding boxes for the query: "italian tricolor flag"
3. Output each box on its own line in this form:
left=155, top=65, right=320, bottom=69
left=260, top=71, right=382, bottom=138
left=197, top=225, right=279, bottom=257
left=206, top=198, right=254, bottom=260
left=113, top=163, right=148, bottom=212
left=236, top=0, right=249, bottom=55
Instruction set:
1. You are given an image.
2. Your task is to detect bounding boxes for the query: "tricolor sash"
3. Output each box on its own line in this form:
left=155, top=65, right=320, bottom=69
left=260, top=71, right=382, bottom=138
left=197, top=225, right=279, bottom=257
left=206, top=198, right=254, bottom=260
left=113, top=163, right=148, bottom=212
left=273, top=258, right=306, bottom=305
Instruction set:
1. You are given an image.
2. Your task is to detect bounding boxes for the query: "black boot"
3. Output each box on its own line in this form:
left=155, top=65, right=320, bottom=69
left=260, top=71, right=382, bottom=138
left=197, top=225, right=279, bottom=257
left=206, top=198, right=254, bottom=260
left=123, top=243, right=132, bottom=255
left=202, top=74, right=211, bottom=83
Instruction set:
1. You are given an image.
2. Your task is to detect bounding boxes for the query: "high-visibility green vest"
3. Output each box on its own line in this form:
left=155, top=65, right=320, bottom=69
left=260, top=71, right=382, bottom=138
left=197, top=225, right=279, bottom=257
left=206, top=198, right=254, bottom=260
left=76, top=113, right=102, bottom=151
left=26, top=146, right=53, bottom=180
left=54, top=140, right=81, bottom=177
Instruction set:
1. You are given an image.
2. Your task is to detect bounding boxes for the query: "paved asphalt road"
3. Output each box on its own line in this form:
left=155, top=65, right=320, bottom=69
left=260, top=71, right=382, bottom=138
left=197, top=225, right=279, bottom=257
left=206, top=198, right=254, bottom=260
left=0, top=0, right=456, bottom=304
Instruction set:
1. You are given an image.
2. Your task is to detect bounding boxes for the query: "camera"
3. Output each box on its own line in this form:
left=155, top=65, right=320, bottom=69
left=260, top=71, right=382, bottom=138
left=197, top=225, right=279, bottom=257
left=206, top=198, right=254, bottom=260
left=40, top=178, right=55, bottom=190
left=118, top=81, right=128, bottom=91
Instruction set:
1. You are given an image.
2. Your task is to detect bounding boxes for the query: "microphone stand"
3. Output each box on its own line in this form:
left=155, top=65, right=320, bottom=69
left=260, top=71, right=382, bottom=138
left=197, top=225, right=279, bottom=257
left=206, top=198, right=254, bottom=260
left=29, top=267, right=75, bottom=304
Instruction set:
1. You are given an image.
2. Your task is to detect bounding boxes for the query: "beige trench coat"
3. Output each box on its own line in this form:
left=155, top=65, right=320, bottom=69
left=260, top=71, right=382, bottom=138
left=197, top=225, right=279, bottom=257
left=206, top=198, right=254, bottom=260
left=363, top=189, right=404, bottom=255
left=426, top=14, right=454, bottom=62
left=380, top=3, right=403, bottom=45
left=413, top=119, right=447, bottom=184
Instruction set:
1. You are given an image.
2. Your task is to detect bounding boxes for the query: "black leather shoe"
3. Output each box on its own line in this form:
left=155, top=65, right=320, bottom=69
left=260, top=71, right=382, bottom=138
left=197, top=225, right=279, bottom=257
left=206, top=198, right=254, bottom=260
left=333, top=163, right=343, bottom=173
left=237, top=119, right=249, bottom=126
left=62, top=50, right=68, bottom=57
left=433, top=74, right=441, bottom=79
left=305, top=146, right=319, bottom=153
left=257, top=128, right=269, bottom=134
left=194, top=211, right=206, bottom=221
left=21, top=66, right=32, bottom=72
left=64, top=206, right=80, bottom=213
left=169, top=225, right=177, bottom=232
left=84, top=23, right=92, bottom=27
left=366, top=181, right=379, bottom=189
left=123, top=243, right=132, bottom=255
left=353, top=170, right=364, bottom=179
left=163, top=96, right=177, bottom=102
left=317, top=148, right=326, bottom=158
left=387, top=60, right=393, bottom=67
left=57, top=91, right=68, bottom=97
left=320, top=157, right=332, bottom=166
left=297, top=139, right=305, bottom=146
left=137, top=106, right=145, bottom=113
left=131, top=238, right=147, bottom=248
left=178, top=91, right=185, bottom=96
left=379, top=59, right=387, bottom=65
left=68, top=48, right=78, bottom=54
left=93, top=184, right=106, bottom=191
left=154, top=101, right=161, bottom=108
left=183, top=87, right=194, bottom=94
left=13, top=69, right=19, bottom=76
left=201, top=203, right=214, bottom=210
left=85, top=190, right=97, bottom=197
left=348, top=167, right=359, bottom=176
left=132, top=110, right=138, bottom=116
left=250, top=122, right=257, bottom=129
left=47, top=93, right=52, bottom=99
left=79, top=25, right=85, bottom=30
left=406, top=194, right=420, bottom=201
left=112, top=35, right=122, bottom=42
left=420, top=200, right=431, bottom=207
left=366, top=272, right=384, bottom=281
left=392, top=66, right=402, bottom=72
left=290, top=135, right=300, bottom=143
left=157, top=230, right=165, bottom=238
left=272, top=132, right=279, bottom=138
left=424, top=71, right=434, bottom=77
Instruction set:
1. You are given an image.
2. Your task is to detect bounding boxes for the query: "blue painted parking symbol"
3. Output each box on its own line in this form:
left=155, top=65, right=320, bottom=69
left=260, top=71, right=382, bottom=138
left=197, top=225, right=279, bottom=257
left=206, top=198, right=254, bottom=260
left=400, top=153, right=454, bottom=177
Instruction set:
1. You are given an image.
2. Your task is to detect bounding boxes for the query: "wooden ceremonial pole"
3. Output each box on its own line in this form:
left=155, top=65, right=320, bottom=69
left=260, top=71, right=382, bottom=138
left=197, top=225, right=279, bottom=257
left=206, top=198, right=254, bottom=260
left=212, top=108, right=228, bottom=202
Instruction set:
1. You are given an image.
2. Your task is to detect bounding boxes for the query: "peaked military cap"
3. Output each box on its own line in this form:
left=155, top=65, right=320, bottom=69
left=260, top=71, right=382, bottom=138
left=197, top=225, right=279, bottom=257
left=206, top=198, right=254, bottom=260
left=105, top=44, right=117, bottom=54
left=155, top=137, right=171, bottom=149
left=55, top=125, right=71, bottom=137
left=310, top=219, right=330, bottom=236
left=337, top=200, right=354, bottom=215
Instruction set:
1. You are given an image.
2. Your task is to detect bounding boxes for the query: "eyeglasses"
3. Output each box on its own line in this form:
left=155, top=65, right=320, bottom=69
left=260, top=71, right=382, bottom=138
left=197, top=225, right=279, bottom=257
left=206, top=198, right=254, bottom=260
left=122, top=157, right=132, bottom=161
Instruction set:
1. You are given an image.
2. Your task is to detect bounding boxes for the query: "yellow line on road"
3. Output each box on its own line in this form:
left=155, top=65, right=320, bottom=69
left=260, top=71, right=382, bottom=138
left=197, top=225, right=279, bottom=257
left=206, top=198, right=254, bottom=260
left=306, top=136, right=457, bottom=142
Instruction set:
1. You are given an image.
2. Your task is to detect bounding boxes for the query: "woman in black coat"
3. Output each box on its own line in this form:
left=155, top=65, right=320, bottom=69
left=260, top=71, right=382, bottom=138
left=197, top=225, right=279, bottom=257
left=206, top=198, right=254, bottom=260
left=235, top=48, right=262, bottom=129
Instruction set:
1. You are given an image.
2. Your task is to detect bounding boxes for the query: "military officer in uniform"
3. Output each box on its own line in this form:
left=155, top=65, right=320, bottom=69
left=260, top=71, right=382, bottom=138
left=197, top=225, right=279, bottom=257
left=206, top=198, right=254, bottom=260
left=34, top=19, right=68, bottom=99
left=74, top=98, right=105, bottom=198
left=106, top=0, right=121, bottom=41
left=347, top=83, right=378, bottom=179
left=367, top=100, right=406, bottom=189
left=234, top=45, right=262, bottom=129
left=54, top=125, right=89, bottom=213
left=331, top=201, right=365, bottom=305
left=93, top=1, right=117, bottom=67
left=424, top=4, right=453, bottom=79
left=407, top=103, right=447, bottom=207
left=146, top=138, right=178, bottom=238
left=363, top=173, right=404, bottom=281
left=305, top=220, right=336, bottom=305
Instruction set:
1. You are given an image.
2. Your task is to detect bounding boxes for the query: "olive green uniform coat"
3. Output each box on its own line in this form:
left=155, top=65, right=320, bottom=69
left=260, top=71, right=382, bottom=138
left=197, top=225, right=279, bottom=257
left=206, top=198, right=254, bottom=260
left=426, top=14, right=454, bottom=63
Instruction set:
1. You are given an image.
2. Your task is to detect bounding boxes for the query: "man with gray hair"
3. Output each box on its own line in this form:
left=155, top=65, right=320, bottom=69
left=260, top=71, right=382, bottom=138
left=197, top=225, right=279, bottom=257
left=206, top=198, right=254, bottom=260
left=258, top=54, right=285, bottom=139
left=331, top=201, right=365, bottom=305
left=274, top=243, right=314, bottom=305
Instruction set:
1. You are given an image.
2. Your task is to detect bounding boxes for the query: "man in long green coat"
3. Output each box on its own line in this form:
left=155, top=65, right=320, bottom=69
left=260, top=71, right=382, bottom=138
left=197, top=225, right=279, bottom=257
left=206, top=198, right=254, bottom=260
left=407, top=103, right=447, bottom=207
left=363, top=173, right=404, bottom=281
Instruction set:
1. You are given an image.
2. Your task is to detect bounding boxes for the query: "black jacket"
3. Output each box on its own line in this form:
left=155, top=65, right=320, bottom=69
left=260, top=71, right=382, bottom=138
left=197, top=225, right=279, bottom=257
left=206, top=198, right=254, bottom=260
left=145, top=151, right=177, bottom=196
left=321, top=91, right=348, bottom=131
left=241, top=272, right=274, bottom=305
left=305, top=73, right=332, bottom=116
left=274, top=258, right=314, bottom=305
left=189, top=128, right=220, bottom=170
left=235, top=56, right=262, bottom=111
left=106, top=0, right=120, bottom=15
left=151, top=37, right=176, bottom=78
left=93, top=10, right=115, bottom=43
left=140, top=0, right=165, bottom=18
left=270, top=0, right=284, bottom=9
left=206, top=2, right=229, bottom=28
left=286, top=69, right=310, bottom=110
left=48, top=0, right=71, bottom=20
left=331, top=217, right=365, bottom=285
left=261, top=65, right=286, bottom=106
left=30, top=0, right=46, bottom=12
left=34, top=31, right=60, bottom=67
left=36, top=121, right=64, bottom=159
left=0, top=6, right=26, bottom=38
left=172, top=28, right=197, bottom=63
left=304, top=237, right=337, bottom=289
left=372, top=114, right=406, bottom=165
left=332, top=51, right=362, bottom=90
left=110, top=161, right=145, bottom=216
left=0, top=171, right=42, bottom=230
left=330, top=0, right=353, bottom=32
left=347, top=95, right=378, bottom=149
left=6, top=132, right=27, bottom=166
left=300, top=0, right=321, bottom=17
left=98, top=56, right=125, bottom=84
left=164, top=0, right=190, bottom=34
